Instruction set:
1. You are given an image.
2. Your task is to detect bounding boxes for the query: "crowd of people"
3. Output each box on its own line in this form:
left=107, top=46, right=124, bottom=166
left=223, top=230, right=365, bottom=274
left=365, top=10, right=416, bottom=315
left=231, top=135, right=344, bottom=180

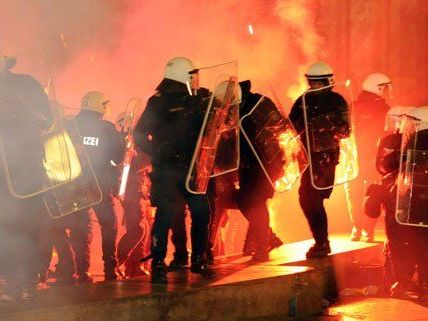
left=0, top=53, right=426, bottom=302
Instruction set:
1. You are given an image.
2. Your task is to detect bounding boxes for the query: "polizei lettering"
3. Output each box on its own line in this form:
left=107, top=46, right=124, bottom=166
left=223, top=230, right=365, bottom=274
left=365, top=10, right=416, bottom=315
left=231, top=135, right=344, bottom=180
left=83, top=136, right=99, bottom=146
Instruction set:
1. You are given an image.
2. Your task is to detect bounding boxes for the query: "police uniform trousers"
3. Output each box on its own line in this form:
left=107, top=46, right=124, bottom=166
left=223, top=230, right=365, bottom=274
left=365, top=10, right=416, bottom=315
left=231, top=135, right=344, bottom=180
left=385, top=190, right=428, bottom=285
left=0, top=186, right=45, bottom=294
left=149, top=166, right=211, bottom=263
left=298, top=167, right=335, bottom=245
left=67, top=182, right=118, bottom=277
left=117, top=179, right=147, bottom=269
left=235, top=173, right=273, bottom=252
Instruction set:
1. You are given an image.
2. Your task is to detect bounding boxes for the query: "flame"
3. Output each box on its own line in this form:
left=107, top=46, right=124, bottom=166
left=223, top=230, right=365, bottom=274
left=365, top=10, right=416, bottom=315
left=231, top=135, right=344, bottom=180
left=274, top=128, right=307, bottom=192
left=119, top=163, right=131, bottom=198
left=335, top=133, right=359, bottom=184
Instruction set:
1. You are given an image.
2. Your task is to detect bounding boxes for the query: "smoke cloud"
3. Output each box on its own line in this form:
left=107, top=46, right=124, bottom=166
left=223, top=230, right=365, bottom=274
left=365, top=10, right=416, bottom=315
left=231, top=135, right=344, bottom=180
left=0, top=0, right=323, bottom=114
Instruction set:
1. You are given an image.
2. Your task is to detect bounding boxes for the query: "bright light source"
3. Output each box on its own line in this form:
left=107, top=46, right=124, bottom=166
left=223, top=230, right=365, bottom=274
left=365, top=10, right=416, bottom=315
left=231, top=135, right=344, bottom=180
left=248, top=24, right=254, bottom=35
left=345, top=79, right=351, bottom=87
left=119, top=164, right=131, bottom=198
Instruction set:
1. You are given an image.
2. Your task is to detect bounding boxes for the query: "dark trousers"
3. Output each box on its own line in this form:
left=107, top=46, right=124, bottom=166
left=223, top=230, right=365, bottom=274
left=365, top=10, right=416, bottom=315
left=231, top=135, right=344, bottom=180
left=298, top=169, right=333, bottom=245
left=171, top=208, right=189, bottom=257
left=150, top=168, right=211, bottom=263
left=39, top=218, right=76, bottom=279
left=236, top=180, right=272, bottom=252
left=67, top=189, right=117, bottom=276
left=387, top=216, right=428, bottom=284
left=0, top=190, right=45, bottom=293
left=117, top=188, right=146, bottom=267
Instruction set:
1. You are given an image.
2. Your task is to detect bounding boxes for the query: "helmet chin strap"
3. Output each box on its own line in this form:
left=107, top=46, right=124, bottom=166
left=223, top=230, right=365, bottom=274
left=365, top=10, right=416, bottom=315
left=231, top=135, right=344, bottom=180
left=186, top=80, right=194, bottom=96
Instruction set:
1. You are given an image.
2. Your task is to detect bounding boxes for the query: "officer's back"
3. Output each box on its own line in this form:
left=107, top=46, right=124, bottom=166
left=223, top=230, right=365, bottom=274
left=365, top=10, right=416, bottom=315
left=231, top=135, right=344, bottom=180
left=74, top=91, right=123, bottom=184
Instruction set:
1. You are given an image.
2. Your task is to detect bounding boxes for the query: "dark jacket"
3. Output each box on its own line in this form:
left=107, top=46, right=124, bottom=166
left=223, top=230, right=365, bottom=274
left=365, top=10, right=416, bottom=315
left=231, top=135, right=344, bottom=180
left=0, top=71, right=52, bottom=138
left=238, top=80, right=284, bottom=194
left=74, top=109, right=124, bottom=186
left=289, top=89, right=349, bottom=193
left=0, top=71, right=53, bottom=195
left=134, top=78, right=208, bottom=170
left=290, top=89, right=349, bottom=163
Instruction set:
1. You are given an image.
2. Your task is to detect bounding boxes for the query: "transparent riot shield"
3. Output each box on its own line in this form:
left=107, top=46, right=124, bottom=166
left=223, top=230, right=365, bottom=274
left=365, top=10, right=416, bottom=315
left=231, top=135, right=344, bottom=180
left=43, top=119, right=103, bottom=218
left=117, top=97, right=143, bottom=200
left=0, top=49, right=102, bottom=217
left=240, top=88, right=307, bottom=192
left=396, top=118, right=428, bottom=227
left=186, top=61, right=239, bottom=194
left=302, top=80, right=358, bottom=190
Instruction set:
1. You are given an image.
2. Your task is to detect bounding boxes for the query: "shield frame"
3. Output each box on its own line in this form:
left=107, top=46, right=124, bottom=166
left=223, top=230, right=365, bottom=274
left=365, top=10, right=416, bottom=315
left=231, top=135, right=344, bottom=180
left=117, top=97, right=144, bottom=200
left=185, top=67, right=240, bottom=195
left=239, top=91, right=308, bottom=192
left=0, top=49, right=103, bottom=217
left=395, top=118, right=428, bottom=228
left=302, top=80, right=359, bottom=190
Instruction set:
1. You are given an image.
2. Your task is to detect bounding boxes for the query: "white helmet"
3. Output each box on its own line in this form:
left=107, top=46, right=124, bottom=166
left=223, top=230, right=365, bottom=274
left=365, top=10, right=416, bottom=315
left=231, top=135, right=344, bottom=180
left=164, top=57, right=196, bottom=85
left=81, top=91, right=109, bottom=114
left=305, top=61, right=334, bottom=86
left=0, top=54, right=16, bottom=72
left=362, top=73, right=392, bottom=97
left=384, top=106, right=415, bottom=132
left=214, top=80, right=241, bottom=104
left=407, top=106, right=428, bottom=131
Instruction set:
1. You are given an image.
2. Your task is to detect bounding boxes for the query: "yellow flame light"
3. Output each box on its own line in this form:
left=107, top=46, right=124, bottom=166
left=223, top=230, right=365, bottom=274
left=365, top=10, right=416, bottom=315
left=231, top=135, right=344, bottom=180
left=335, top=133, right=359, bottom=184
left=275, top=129, right=306, bottom=191
left=44, top=130, right=81, bottom=182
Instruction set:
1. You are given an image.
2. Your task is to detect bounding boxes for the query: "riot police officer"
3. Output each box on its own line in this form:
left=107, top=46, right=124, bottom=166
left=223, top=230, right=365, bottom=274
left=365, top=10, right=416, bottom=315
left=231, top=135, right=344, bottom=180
left=348, top=73, right=392, bottom=242
left=134, top=57, right=216, bottom=283
left=68, top=91, right=124, bottom=282
left=289, top=62, right=350, bottom=258
left=115, top=112, right=152, bottom=277
left=232, top=80, right=283, bottom=261
left=376, top=107, right=428, bottom=299
left=0, top=54, right=53, bottom=300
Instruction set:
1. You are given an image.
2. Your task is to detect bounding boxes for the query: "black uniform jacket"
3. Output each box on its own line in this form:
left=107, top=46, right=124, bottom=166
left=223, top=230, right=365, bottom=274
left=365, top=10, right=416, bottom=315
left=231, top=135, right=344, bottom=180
left=0, top=71, right=53, bottom=195
left=74, top=109, right=124, bottom=185
left=289, top=89, right=350, bottom=166
left=133, top=78, right=207, bottom=171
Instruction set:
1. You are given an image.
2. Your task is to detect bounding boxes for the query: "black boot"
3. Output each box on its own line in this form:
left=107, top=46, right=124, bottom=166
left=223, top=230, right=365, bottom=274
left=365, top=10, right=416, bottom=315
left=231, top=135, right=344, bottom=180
left=151, top=261, right=168, bottom=284
left=306, top=242, right=331, bottom=259
left=191, top=255, right=217, bottom=280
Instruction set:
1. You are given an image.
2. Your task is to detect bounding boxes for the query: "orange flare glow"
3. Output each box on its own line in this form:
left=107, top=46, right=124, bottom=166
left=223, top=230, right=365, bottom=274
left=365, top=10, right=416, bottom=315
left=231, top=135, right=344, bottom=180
left=335, top=133, right=359, bottom=184
left=275, top=129, right=307, bottom=192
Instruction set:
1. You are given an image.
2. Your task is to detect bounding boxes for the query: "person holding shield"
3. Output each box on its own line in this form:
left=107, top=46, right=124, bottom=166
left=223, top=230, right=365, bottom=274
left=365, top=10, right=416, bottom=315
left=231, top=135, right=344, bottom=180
left=134, top=57, right=216, bottom=283
left=289, top=62, right=351, bottom=259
